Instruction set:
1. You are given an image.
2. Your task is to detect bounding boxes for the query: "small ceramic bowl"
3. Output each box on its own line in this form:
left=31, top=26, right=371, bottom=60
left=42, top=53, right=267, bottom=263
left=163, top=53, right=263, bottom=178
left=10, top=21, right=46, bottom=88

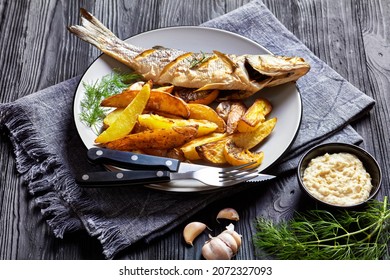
left=297, top=142, right=382, bottom=208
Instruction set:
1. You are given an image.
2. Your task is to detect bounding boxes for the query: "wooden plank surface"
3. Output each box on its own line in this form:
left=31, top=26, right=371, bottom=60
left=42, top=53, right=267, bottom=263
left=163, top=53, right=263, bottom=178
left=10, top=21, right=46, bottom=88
left=0, top=0, right=389, bottom=260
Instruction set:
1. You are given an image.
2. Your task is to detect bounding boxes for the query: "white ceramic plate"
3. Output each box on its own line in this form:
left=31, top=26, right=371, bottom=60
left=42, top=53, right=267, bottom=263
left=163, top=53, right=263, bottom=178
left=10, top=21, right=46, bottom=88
left=73, top=26, right=302, bottom=192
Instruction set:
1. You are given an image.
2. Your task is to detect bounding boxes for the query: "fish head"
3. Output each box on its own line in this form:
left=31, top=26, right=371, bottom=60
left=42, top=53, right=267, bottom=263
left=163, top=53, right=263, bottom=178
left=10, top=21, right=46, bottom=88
left=245, top=54, right=310, bottom=87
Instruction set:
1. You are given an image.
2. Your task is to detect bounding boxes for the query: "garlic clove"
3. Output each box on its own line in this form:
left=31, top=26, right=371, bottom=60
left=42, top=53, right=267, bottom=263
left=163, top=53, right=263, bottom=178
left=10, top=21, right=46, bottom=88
left=217, top=231, right=240, bottom=254
left=224, top=223, right=242, bottom=249
left=216, top=208, right=240, bottom=222
left=183, top=221, right=207, bottom=246
left=229, top=230, right=242, bottom=249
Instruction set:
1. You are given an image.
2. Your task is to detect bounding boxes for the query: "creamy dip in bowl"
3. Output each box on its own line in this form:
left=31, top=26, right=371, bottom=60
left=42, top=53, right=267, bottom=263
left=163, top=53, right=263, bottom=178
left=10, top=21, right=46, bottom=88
left=297, top=143, right=382, bottom=208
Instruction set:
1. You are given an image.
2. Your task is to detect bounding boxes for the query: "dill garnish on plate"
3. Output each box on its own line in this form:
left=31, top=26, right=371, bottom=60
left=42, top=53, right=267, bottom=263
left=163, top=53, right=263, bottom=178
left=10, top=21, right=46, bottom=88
left=79, top=70, right=143, bottom=132
left=254, top=197, right=390, bottom=260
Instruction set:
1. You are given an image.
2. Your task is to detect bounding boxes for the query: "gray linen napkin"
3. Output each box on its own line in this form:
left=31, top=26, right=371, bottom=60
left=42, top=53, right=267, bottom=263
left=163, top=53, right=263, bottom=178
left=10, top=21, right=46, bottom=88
left=0, top=0, right=374, bottom=259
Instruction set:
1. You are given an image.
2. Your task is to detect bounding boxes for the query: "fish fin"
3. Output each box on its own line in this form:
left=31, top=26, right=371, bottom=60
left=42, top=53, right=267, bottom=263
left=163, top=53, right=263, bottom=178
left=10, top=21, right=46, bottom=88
left=152, top=45, right=169, bottom=50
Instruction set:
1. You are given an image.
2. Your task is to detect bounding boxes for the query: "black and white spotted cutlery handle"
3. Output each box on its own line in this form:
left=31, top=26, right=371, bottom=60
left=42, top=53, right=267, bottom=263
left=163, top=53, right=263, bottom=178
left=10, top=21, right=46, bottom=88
left=87, top=147, right=180, bottom=172
left=76, top=170, right=171, bottom=187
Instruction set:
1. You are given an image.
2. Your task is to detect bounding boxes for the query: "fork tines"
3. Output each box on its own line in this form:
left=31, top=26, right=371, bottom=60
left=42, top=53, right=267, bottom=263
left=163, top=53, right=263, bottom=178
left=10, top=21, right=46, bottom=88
left=219, top=162, right=258, bottom=178
left=218, top=162, right=259, bottom=184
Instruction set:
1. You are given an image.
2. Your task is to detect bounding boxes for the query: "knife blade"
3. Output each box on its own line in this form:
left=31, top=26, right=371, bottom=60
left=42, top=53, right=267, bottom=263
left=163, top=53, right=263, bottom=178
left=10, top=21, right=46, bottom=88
left=247, top=173, right=276, bottom=182
left=87, top=147, right=180, bottom=172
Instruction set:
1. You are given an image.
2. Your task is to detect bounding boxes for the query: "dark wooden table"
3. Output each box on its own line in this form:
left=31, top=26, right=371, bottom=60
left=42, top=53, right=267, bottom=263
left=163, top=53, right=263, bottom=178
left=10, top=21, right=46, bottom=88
left=1, top=0, right=389, bottom=260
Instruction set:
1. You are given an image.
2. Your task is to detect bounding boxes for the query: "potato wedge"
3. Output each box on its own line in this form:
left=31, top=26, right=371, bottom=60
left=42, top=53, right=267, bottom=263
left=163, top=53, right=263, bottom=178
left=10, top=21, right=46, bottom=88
left=142, top=148, right=186, bottom=161
left=138, top=114, right=217, bottom=137
left=196, top=137, right=230, bottom=164
left=104, top=126, right=198, bottom=150
left=232, top=117, right=277, bottom=149
left=236, top=98, right=272, bottom=133
left=143, top=110, right=183, bottom=119
left=103, top=108, right=124, bottom=129
left=226, top=101, right=247, bottom=134
left=101, top=88, right=190, bottom=118
left=224, top=140, right=264, bottom=167
left=180, top=133, right=227, bottom=161
left=95, top=83, right=151, bottom=143
left=188, top=103, right=226, bottom=133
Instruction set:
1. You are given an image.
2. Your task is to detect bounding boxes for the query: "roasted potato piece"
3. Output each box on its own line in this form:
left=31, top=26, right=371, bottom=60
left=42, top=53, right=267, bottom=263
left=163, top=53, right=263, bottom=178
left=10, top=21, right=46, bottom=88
left=173, top=88, right=219, bottom=105
left=138, top=114, right=218, bottom=137
left=143, top=110, right=183, bottom=119
left=102, top=108, right=124, bottom=129
left=215, top=101, right=231, bottom=121
left=224, top=140, right=264, bottom=167
left=95, top=83, right=151, bottom=143
left=196, top=137, right=230, bottom=164
left=142, top=148, right=186, bottom=161
left=101, top=88, right=190, bottom=118
left=232, top=117, right=277, bottom=149
left=180, top=133, right=227, bottom=161
left=225, top=101, right=247, bottom=134
left=165, top=148, right=186, bottom=161
left=188, top=103, right=226, bottom=133
left=236, top=98, right=272, bottom=133
left=104, top=126, right=198, bottom=151
left=103, top=110, right=146, bottom=134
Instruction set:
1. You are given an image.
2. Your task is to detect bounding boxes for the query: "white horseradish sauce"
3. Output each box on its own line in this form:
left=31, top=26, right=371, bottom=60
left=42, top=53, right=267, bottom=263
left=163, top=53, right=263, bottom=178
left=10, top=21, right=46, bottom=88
left=302, top=152, right=373, bottom=206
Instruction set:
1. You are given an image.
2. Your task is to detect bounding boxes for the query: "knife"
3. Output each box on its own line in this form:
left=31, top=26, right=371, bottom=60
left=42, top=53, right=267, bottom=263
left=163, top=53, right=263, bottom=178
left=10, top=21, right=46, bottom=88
left=87, top=147, right=180, bottom=172
left=75, top=169, right=275, bottom=188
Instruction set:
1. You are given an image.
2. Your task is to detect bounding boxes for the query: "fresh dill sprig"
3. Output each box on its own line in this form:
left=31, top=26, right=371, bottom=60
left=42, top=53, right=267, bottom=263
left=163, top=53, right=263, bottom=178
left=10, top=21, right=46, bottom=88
left=188, top=52, right=211, bottom=69
left=254, top=196, right=390, bottom=260
left=79, top=70, right=143, bottom=131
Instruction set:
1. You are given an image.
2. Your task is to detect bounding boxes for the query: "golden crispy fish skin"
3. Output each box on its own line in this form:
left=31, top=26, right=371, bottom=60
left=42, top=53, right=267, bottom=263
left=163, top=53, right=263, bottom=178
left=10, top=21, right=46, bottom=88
left=68, top=9, right=310, bottom=96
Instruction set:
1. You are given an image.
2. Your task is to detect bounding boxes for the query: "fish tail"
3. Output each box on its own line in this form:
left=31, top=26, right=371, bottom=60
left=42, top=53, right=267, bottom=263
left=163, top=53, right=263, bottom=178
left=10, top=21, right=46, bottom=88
left=67, top=9, right=115, bottom=48
left=68, top=8, right=142, bottom=67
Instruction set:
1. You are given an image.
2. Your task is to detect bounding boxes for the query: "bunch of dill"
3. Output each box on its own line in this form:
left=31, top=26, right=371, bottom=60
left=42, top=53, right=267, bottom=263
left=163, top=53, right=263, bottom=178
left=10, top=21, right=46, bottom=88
left=79, top=70, right=143, bottom=131
left=254, top=197, right=390, bottom=260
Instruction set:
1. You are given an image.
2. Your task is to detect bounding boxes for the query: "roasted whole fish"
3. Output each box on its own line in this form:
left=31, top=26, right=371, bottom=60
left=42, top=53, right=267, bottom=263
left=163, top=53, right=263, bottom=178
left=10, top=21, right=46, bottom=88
left=68, top=9, right=310, bottom=98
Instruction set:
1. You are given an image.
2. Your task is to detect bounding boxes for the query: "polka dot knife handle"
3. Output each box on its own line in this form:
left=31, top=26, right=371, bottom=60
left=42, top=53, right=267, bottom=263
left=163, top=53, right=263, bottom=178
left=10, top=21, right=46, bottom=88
left=87, top=147, right=180, bottom=172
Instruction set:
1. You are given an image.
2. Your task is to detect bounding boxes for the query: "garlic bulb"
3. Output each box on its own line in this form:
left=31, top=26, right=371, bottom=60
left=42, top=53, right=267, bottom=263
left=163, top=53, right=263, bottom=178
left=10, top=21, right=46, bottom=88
left=202, top=224, right=242, bottom=260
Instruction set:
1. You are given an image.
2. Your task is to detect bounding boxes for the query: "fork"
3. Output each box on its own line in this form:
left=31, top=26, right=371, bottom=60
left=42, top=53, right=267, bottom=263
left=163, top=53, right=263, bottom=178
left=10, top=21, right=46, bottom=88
left=166, top=162, right=260, bottom=187
left=76, top=162, right=261, bottom=188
